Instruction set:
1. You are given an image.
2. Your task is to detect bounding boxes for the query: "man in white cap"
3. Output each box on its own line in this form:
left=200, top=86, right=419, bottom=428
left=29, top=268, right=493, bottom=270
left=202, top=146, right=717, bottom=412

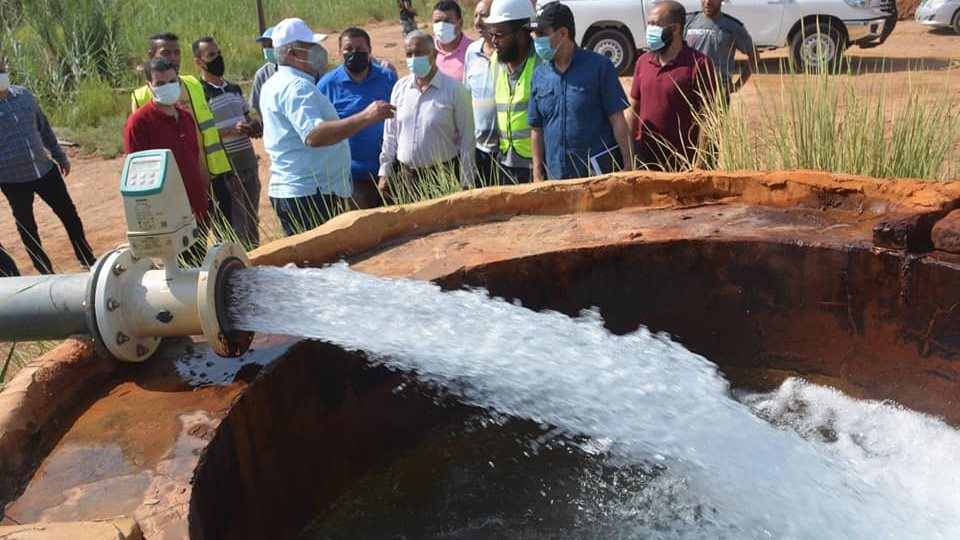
left=259, top=18, right=396, bottom=236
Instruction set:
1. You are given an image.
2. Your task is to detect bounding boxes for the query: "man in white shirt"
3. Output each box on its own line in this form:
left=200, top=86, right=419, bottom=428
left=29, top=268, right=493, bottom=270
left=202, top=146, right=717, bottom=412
left=378, top=30, right=475, bottom=197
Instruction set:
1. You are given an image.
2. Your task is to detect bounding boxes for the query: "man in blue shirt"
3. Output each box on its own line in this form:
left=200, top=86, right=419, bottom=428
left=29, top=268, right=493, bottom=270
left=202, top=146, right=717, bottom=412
left=318, top=28, right=398, bottom=209
left=260, top=18, right=395, bottom=236
left=527, top=2, right=633, bottom=180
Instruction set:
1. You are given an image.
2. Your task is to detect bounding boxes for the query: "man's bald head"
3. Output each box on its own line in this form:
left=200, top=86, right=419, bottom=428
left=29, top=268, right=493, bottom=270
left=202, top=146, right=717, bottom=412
left=652, top=0, right=686, bottom=26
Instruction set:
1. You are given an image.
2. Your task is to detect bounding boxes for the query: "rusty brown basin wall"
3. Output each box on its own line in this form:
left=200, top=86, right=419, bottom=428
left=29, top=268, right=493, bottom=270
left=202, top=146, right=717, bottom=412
left=188, top=342, right=456, bottom=540
left=3, top=171, right=960, bottom=538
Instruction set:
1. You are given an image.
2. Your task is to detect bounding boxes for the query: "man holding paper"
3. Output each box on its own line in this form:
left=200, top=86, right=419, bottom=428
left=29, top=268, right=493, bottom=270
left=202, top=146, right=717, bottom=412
left=527, top=2, right=633, bottom=181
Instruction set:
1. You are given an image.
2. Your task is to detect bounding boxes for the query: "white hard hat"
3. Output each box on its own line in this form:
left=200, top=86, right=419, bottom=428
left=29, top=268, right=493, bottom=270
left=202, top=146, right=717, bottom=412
left=485, top=0, right=535, bottom=24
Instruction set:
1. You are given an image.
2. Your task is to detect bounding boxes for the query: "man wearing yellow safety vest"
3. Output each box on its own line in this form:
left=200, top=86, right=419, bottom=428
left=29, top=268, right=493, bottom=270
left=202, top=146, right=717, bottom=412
left=130, top=32, right=234, bottom=227
left=484, top=0, right=540, bottom=184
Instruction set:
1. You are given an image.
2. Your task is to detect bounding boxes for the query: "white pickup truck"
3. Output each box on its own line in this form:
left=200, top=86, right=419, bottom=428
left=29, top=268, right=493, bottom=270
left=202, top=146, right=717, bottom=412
left=564, top=0, right=898, bottom=74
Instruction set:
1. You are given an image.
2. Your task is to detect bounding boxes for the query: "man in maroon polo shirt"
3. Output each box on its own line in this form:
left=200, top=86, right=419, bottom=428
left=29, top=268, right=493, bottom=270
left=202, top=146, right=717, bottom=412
left=124, top=56, right=210, bottom=264
left=627, top=1, right=719, bottom=172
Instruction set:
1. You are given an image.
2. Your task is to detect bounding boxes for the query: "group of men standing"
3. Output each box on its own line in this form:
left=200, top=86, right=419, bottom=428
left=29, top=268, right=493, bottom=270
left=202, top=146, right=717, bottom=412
left=0, top=0, right=757, bottom=276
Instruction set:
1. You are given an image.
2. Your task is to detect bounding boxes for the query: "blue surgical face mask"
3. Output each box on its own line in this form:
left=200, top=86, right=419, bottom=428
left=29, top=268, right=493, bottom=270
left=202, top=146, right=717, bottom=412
left=263, top=48, right=276, bottom=63
left=151, top=80, right=181, bottom=105
left=646, top=24, right=673, bottom=52
left=533, top=35, right=557, bottom=62
left=407, top=55, right=432, bottom=78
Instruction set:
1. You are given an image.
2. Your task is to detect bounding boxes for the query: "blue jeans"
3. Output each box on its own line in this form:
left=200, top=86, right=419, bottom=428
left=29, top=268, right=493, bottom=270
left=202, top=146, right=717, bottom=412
left=270, top=192, right=342, bottom=237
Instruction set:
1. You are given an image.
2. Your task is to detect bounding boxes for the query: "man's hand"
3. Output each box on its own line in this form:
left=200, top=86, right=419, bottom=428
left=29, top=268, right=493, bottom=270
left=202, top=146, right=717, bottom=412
left=247, top=119, right=263, bottom=138
left=532, top=168, right=544, bottom=182
left=364, top=101, right=396, bottom=124
left=377, top=176, right=390, bottom=192
left=60, top=160, right=71, bottom=177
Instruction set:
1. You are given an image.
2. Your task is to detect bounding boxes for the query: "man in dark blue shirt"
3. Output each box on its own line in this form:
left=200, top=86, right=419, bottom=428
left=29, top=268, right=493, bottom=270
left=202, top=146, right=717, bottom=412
left=527, top=2, right=633, bottom=180
left=318, top=28, right=399, bottom=209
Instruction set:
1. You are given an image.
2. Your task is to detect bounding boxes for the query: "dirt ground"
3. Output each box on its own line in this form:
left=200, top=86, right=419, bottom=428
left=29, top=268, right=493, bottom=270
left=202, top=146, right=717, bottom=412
left=0, top=20, right=958, bottom=276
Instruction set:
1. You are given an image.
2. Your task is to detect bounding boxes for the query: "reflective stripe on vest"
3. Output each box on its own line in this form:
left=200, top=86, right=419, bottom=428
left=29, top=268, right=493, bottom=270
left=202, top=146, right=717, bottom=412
left=130, top=76, right=232, bottom=175
left=492, top=53, right=535, bottom=160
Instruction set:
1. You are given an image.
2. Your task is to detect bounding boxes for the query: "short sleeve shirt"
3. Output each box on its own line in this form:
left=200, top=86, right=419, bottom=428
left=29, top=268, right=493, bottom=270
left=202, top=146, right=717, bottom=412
left=685, top=13, right=754, bottom=82
left=629, top=45, right=718, bottom=169
left=259, top=66, right=352, bottom=199
left=123, top=101, right=209, bottom=220
left=318, top=63, right=398, bottom=181
left=528, top=48, right=628, bottom=180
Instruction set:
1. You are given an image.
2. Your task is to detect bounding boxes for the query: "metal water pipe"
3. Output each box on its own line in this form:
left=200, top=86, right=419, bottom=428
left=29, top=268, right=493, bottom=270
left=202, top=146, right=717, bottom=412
left=0, top=150, right=254, bottom=362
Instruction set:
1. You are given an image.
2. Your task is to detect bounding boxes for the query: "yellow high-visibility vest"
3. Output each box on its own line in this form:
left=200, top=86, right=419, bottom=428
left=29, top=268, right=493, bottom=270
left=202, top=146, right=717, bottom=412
left=130, top=75, right=232, bottom=175
left=492, top=53, right=535, bottom=160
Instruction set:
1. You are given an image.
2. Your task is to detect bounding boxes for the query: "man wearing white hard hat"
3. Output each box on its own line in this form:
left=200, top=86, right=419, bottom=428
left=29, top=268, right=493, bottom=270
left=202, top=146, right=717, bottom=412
left=259, top=18, right=395, bottom=236
left=485, top=0, right=541, bottom=184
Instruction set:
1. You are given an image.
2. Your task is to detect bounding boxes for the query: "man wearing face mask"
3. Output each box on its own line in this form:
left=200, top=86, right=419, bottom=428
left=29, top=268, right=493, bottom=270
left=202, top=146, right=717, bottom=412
left=130, top=33, right=230, bottom=190
left=433, top=0, right=474, bottom=82
left=0, top=58, right=95, bottom=274
left=486, top=0, right=541, bottom=184
left=628, top=1, right=719, bottom=171
left=379, top=31, right=476, bottom=195
left=194, top=36, right=263, bottom=247
left=318, top=28, right=399, bottom=209
left=528, top=2, right=633, bottom=181
left=259, top=18, right=396, bottom=236
left=124, top=56, right=212, bottom=265
left=462, top=0, right=499, bottom=186
left=250, top=26, right=278, bottom=120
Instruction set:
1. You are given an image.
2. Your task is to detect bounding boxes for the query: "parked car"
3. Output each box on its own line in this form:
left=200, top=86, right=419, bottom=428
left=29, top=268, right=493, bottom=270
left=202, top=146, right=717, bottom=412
left=916, top=0, right=960, bottom=34
left=562, top=0, right=898, bottom=74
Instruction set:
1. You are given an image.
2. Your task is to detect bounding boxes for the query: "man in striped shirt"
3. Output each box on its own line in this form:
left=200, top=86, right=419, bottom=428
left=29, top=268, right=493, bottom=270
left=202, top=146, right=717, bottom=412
left=193, top=36, right=263, bottom=247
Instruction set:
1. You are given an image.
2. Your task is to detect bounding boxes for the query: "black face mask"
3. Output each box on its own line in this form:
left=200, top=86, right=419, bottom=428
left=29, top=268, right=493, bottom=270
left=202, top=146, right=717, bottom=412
left=204, top=54, right=226, bottom=77
left=343, top=51, right=370, bottom=74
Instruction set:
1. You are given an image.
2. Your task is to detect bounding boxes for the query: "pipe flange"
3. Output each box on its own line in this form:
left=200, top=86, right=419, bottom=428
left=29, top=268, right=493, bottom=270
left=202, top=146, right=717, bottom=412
left=197, top=243, right=254, bottom=357
left=92, top=248, right=161, bottom=362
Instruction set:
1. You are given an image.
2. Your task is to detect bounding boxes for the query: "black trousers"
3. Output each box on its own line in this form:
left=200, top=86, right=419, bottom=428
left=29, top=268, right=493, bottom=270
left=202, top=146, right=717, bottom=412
left=1, top=166, right=94, bottom=274
left=0, top=242, right=19, bottom=277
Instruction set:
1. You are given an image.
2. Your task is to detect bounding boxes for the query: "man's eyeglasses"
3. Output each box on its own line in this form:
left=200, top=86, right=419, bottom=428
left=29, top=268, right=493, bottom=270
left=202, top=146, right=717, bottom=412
left=488, top=30, right=519, bottom=41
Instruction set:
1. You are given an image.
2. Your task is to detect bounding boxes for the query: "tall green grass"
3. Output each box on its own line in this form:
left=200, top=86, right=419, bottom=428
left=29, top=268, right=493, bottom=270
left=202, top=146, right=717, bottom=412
left=0, top=0, right=413, bottom=149
left=690, top=58, right=959, bottom=181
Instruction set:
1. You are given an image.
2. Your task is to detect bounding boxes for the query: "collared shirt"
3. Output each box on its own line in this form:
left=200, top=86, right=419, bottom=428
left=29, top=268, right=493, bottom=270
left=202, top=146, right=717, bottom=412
left=260, top=65, right=352, bottom=199
left=123, top=101, right=209, bottom=220
left=0, top=86, right=68, bottom=185
left=528, top=47, right=628, bottom=180
left=249, top=62, right=278, bottom=118
left=200, top=78, right=257, bottom=171
left=462, top=39, right=498, bottom=154
left=436, top=34, right=474, bottom=82
left=379, top=70, right=476, bottom=183
left=629, top=45, right=717, bottom=169
left=318, top=63, right=398, bottom=182
left=685, top=13, right=754, bottom=82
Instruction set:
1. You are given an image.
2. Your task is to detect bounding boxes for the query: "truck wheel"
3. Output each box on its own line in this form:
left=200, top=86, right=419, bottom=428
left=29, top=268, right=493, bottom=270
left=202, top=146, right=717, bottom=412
left=790, top=20, right=846, bottom=72
left=584, top=28, right=635, bottom=76
left=953, top=9, right=960, bottom=35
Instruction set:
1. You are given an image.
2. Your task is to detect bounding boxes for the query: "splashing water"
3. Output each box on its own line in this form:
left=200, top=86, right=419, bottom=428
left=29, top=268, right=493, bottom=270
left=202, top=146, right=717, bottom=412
left=228, top=264, right=960, bottom=538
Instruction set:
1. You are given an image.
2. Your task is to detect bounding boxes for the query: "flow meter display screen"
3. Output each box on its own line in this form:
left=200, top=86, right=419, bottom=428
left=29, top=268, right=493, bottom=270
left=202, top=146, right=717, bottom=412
left=123, top=157, right=166, bottom=194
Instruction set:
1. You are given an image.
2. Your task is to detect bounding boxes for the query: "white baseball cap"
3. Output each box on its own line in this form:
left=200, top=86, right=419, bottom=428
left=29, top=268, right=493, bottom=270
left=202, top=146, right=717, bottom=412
left=270, top=18, right=328, bottom=47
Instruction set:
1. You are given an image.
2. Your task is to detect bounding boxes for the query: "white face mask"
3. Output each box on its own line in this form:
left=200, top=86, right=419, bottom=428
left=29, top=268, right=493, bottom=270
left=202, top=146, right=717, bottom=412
left=433, top=21, right=458, bottom=45
left=0, top=73, right=10, bottom=92
left=151, top=80, right=182, bottom=105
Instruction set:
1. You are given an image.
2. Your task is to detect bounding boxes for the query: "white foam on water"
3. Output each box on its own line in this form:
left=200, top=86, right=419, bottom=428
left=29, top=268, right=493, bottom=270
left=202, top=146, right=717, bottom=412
left=228, top=264, right=960, bottom=538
